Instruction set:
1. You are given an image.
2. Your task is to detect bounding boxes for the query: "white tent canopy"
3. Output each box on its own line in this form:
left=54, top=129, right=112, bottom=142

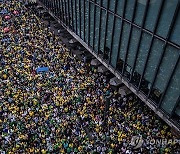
left=109, top=77, right=123, bottom=86
left=118, top=85, right=132, bottom=97
left=97, top=65, right=108, bottom=73
left=91, top=59, right=101, bottom=66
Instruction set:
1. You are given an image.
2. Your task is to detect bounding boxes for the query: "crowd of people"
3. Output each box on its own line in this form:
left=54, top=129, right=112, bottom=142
left=0, top=0, right=179, bottom=153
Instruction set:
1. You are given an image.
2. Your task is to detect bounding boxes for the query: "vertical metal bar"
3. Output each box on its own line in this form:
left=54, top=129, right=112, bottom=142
left=52, top=0, right=55, bottom=14
left=70, top=0, right=74, bottom=31
left=50, top=0, right=52, bottom=12
left=61, top=0, right=65, bottom=23
left=54, top=0, right=57, bottom=15
left=158, top=55, right=180, bottom=108
left=56, top=0, right=59, bottom=16
left=48, top=0, right=50, bottom=10
left=58, top=0, right=61, bottom=20
left=115, top=0, right=127, bottom=70
left=129, top=35, right=141, bottom=81
left=63, top=0, right=68, bottom=26
left=60, top=0, right=64, bottom=22
left=74, top=0, right=78, bottom=33
left=122, top=0, right=139, bottom=75
left=51, top=0, right=53, bottom=12
left=83, top=0, right=86, bottom=41
left=66, top=0, right=69, bottom=26
left=52, top=0, right=54, bottom=14
left=63, top=0, right=67, bottom=25
left=97, top=0, right=102, bottom=54
left=103, top=0, right=110, bottom=59
left=92, top=2, right=96, bottom=50
left=59, top=0, right=62, bottom=21
left=51, top=0, right=54, bottom=12
left=170, top=96, right=180, bottom=118
left=48, top=1, right=51, bottom=11
left=55, top=0, right=58, bottom=18
left=52, top=0, right=54, bottom=12
left=88, top=0, right=91, bottom=46
left=46, top=0, right=48, bottom=9
left=67, top=0, right=71, bottom=27
left=109, top=0, right=118, bottom=64
left=56, top=0, right=58, bottom=14
left=51, top=0, right=52, bottom=10
left=46, top=0, right=48, bottom=7
left=51, top=0, right=54, bottom=13
left=79, top=0, right=82, bottom=38
left=138, top=0, right=165, bottom=90
left=147, top=1, right=180, bottom=98
left=47, top=0, right=49, bottom=8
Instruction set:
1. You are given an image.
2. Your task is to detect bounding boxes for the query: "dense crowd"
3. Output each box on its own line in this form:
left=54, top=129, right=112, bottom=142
left=0, top=0, right=179, bottom=153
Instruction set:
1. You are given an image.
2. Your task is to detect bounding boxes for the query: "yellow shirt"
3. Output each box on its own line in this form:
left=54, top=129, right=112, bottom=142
left=111, top=143, right=115, bottom=148
left=3, top=74, right=7, bottom=79
left=60, top=148, right=65, bottom=153
left=30, top=147, right=34, bottom=153
left=29, top=111, right=34, bottom=117
left=78, top=146, right=82, bottom=152
left=41, top=149, right=46, bottom=154
left=69, top=143, right=73, bottom=148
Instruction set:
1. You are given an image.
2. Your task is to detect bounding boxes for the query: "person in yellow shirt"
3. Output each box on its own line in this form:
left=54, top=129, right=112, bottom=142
left=60, top=148, right=65, bottom=153
left=78, top=146, right=83, bottom=152
left=41, top=149, right=47, bottom=154
left=29, top=111, right=34, bottom=117
left=2, top=74, right=7, bottom=80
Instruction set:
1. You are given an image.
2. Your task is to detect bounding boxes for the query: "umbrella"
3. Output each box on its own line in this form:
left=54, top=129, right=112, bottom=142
left=90, top=59, right=101, bottom=66
left=4, top=27, right=10, bottom=33
left=5, top=15, right=11, bottom=20
left=109, top=77, right=123, bottom=86
left=97, top=65, right=108, bottom=73
left=118, top=85, right=132, bottom=97
left=13, top=10, right=19, bottom=15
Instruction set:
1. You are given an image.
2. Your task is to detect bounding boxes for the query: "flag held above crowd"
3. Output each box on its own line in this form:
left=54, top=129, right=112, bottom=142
left=36, top=67, right=49, bottom=73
